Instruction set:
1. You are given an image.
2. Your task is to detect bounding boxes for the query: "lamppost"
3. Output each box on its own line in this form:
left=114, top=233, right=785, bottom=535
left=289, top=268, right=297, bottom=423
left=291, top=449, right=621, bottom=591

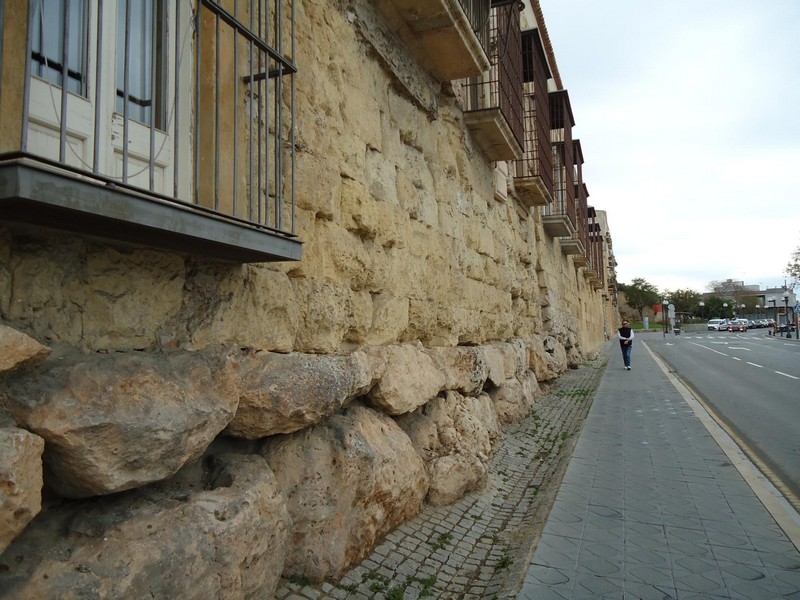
left=755, top=304, right=761, bottom=321
left=769, top=296, right=777, bottom=336
left=699, top=301, right=705, bottom=320
left=662, top=298, right=668, bottom=338
left=784, top=292, right=792, bottom=339
left=723, top=302, right=728, bottom=320
left=740, top=304, right=746, bottom=321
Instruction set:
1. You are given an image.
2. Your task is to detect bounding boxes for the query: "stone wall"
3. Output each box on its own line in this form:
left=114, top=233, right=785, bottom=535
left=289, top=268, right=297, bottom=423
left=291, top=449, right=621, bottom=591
left=0, top=0, right=615, bottom=596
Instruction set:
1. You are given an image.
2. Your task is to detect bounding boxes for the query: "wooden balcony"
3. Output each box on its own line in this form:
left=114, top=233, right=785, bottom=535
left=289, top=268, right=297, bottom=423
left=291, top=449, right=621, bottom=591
left=377, top=0, right=491, bottom=81
left=463, top=108, right=524, bottom=162
left=560, top=236, right=585, bottom=258
left=461, top=2, right=524, bottom=162
left=515, top=173, right=552, bottom=208
left=542, top=214, right=574, bottom=238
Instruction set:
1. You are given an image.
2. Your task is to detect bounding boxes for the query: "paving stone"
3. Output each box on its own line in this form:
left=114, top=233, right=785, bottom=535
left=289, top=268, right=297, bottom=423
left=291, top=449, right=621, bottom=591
left=273, top=340, right=800, bottom=599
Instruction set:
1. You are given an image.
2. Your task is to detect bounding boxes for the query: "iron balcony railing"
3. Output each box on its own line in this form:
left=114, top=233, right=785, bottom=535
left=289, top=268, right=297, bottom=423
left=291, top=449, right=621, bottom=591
left=514, top=29, right=552, bottom=194
left=0, top=0, right=298, bottom=261
left=461, top=1, right=525, bottom=153
left=457, top=0, right=491, bottom=57
left=543, top=91, right=575, bottom=226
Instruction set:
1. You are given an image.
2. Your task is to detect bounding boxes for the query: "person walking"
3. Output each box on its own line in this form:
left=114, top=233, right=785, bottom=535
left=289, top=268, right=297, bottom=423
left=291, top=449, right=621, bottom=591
left=617, top=319, right=634, bottom=370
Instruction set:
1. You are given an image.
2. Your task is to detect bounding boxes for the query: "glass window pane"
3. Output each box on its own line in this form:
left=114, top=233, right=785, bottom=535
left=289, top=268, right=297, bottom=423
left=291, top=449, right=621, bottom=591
left=30, top=0, right=87, bottom=96
left=116, top=0, right=166, bottom=129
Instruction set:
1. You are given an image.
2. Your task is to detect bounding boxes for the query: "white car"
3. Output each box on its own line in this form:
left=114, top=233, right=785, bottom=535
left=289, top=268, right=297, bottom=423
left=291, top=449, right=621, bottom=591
left=707, top=319, right=727, bottom=331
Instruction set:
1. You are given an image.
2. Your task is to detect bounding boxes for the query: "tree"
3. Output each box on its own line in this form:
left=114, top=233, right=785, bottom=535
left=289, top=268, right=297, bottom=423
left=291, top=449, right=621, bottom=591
left=707, top=279, right=746, bottom=298
left=619, top=278, right=660, bottom=322
left=664, top=288, right=700, bottom=316
left=786, top=243, right=800, bottom=291
left=703, top=296, right=729, bottom=319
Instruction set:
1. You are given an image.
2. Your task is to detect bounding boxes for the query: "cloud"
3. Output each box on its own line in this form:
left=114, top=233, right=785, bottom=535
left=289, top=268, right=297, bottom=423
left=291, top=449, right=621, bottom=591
left=540, top=0, right=800, bottom=292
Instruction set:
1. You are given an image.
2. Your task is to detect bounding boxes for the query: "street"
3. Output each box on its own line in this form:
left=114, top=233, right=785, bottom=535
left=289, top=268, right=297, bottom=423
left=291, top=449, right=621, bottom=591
left=646, top=329, right=800, bottom=507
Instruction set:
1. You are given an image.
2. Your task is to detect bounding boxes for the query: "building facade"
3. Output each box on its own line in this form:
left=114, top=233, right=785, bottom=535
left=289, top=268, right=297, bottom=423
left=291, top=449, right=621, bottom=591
left=0, top=0, right=618, bottom=595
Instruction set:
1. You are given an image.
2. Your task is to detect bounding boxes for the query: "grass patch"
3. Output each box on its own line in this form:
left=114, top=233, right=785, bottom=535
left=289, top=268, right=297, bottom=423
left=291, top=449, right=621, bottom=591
left=495, top=555, right=513, bottom=571
left=428, top=532, right=453, bottom=551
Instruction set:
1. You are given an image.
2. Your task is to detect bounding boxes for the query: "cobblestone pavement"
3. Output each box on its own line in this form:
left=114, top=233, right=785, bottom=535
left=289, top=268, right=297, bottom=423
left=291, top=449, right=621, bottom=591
left=274, top=347, right=610, bottom=600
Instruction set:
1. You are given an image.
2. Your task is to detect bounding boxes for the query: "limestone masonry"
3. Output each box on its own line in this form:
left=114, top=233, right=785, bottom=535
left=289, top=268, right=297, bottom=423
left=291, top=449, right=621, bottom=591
left=0, top=0, right=619, bottom=597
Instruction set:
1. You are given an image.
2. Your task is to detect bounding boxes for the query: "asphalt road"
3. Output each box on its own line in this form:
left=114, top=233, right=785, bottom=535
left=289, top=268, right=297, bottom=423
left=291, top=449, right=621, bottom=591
left=644, top=329, right=800, bottom=505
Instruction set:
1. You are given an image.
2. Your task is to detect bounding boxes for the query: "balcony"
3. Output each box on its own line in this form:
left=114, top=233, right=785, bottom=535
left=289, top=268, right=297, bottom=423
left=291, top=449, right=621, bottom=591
left=569, top=140, right=589, bottom=264
left=461, top=2, right=524, bottom=162
left=513, top=29, right=552, bottom=208
left=559, top=236, right=584, bottom=257
left=542, top=91, right=575, bottom=238
left=377, top=0, right=491, bottom=81
left=0, top=0, right=301, bottom=263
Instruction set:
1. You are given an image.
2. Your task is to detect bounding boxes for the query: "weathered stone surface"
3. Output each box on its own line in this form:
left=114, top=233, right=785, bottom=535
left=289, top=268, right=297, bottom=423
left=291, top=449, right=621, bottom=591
left=0, top=453, right=291, bottom=600
left=397, top=391, right=500, bottom=506
left=364, top=343, right=446, bottom=415
left=0, top=325, right=50, bottom=376
left=0, top=428, right=44, bottom=554
left=489, top=371, right=539, bottom=424
left=2, top=236, right=185, bottom=351
left=226, top=350, right=375, bottom=439
left=528, top=335, right=568, bottom=382
left=485, top=340, right=527, bottom=386
left=426, top=345, right=489, bottom=396
left=4, top=348, right=240, bottom=498
left=262, top=403, right=428, bottom=582
left=177, top=264, right=299, bottom=354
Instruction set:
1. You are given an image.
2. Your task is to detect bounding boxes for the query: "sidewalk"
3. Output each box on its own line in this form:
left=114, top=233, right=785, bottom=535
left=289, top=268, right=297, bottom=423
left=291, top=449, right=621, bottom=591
left=276, top=341, right=800, bottom=599
left=517, top=341, right=800, bottom=599
left=276, top=348, right=608, bottom=600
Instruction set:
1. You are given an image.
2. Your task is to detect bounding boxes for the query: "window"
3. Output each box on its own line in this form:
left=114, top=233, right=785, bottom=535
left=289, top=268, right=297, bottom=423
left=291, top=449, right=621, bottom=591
left=116, top=0, right=167, bottom=129
left=30, top=0, right=88, bottom=96
left=6, top=0, right=300, bottom=261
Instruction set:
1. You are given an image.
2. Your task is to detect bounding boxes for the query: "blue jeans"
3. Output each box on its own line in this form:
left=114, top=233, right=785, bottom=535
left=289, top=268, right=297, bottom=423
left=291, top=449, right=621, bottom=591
left=621, top=343, right=632, bottom=367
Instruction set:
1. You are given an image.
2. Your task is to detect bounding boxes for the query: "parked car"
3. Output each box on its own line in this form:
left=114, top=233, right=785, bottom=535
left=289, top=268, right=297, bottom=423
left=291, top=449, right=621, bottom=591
left=707, top=319, right=726, bottom=331
left=727, top=320, right=748, bottom=332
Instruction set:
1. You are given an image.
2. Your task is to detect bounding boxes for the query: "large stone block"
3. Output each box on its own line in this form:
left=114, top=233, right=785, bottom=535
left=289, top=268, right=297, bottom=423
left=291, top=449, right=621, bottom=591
left=4, top=348, right=240, bottom=498
left=0, top=325, right=50, bottom=376
left=397, top=391, right=500, bottom=506
left=426, top=345, right=489, bottom=397
left=177, top=264, right=299, bottom=353
left=226, top=350, right=375, bottom=439
left=0, top=453, right=291, bottom=599
left=0, top=428, right=44, bottom=554
left=262, top=404, right=428, bottom=582
left=364, top=343, right=446, bottom=415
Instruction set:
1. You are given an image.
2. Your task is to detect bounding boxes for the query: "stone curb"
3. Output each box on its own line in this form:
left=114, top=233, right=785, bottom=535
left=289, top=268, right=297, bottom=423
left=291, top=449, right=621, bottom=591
left=275, top=344, right=611, bottom=599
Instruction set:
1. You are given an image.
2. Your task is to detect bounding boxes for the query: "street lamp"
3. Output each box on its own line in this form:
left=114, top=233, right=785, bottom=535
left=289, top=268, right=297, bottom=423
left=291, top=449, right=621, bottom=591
left=769, top=296, right=777, bottom=336
left=755, top=304, right=761, bottom=320
left=740, top=304, right=746, bottom=320
left=784, top=292, right=791, bottom=339
left=662, top=298, right=668, bottom=338
left=723, top=302, right=728, bottom=319
left=699, top=301, right=705, bottom=320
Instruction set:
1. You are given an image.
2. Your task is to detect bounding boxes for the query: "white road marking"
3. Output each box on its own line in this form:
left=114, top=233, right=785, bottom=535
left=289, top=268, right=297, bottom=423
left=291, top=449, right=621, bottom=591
left=775, top=371, right=800, bottom=380
left=690, top=342, right=728, bottom=356
left=747, top=362, right=764, bottom=368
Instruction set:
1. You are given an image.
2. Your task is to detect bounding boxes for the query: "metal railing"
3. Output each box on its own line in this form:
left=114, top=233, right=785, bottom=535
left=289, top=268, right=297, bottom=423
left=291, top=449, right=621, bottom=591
left=457, top=0, right=491, bottom=56
left=461, top=2, right=524, bottom=151
left=2, top=0, right=297, bottom=240
left=543, top=91, right=575, bottom=225
left=514, top=30, right=552, bottom=193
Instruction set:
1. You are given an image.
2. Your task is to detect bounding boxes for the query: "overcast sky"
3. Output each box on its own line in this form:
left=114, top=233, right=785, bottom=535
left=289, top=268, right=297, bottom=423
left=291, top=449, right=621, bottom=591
left=537, top=0, right=800, bottom=294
